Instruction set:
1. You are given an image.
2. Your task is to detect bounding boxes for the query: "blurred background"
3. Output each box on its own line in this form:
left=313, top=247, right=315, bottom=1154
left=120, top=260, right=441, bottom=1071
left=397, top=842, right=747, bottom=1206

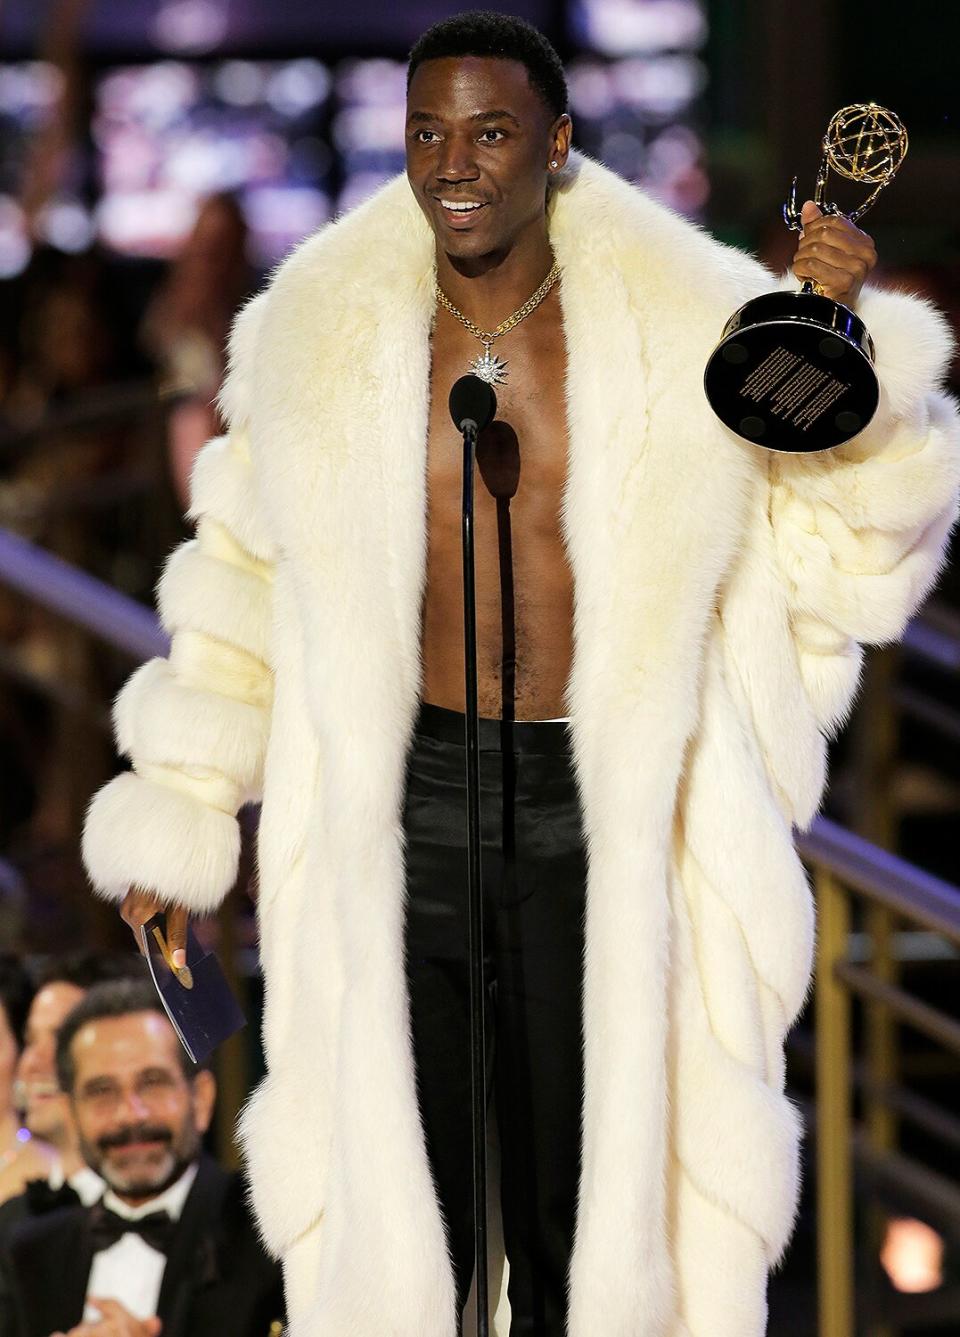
left=0, top=2, right=958, bottom=1334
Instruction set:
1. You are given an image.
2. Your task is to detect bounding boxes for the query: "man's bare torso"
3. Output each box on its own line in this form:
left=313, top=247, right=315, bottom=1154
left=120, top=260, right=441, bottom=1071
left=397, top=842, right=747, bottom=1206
left=421, top=289, right=573, bottom=720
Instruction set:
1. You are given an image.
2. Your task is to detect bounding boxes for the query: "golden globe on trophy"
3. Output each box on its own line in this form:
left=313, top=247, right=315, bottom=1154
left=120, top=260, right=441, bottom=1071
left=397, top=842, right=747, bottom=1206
left=704, top=103, right=908, bottom=453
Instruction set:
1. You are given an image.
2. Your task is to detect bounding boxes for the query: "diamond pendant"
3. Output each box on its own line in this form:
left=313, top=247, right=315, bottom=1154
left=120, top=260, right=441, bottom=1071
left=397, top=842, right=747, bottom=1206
left=470, top=342, right=508, bottom=386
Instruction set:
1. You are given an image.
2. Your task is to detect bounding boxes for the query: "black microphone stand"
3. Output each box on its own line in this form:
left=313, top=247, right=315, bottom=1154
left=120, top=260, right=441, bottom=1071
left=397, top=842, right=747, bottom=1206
left=461, top=413, right=488, bottom=1337
left=449, top=375, right=497, bottom=1337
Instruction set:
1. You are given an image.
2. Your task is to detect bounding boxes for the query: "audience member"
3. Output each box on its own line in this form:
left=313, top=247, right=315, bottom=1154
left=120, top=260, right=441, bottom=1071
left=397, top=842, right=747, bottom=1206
left=0, top=957, right=53, bottom=1205
left=10, top=956, right=132, bottom=1216
left=140, top=193, right=254, bottom=507
left=2, top=978, right=284, bottom=1337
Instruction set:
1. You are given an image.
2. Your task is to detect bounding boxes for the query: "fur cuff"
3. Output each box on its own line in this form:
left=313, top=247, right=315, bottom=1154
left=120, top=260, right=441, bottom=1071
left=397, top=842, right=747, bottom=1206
left=859, top=286, right=956, bottom=420
left=768, top=276, right=955, bottom=420
left=82, top=772, right=240, bottom=913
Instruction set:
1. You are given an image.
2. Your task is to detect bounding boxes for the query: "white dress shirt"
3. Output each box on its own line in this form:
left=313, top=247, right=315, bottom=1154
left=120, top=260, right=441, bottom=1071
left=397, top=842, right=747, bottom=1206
left=84, top=1163, right=198, bottom=1323
left=46, top=1161, right=105, bottom=1206
left=71, top=1166, right=108, bottom=1207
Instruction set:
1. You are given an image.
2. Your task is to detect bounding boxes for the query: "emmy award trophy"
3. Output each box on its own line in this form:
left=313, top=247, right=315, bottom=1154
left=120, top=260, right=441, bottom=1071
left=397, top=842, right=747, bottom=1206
left=704, top=103, right=908, bottom=453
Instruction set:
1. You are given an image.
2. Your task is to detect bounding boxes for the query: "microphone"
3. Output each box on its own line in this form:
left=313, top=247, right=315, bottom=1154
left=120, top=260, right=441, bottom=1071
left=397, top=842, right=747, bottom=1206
left=449, top=375, right=497, bottom=436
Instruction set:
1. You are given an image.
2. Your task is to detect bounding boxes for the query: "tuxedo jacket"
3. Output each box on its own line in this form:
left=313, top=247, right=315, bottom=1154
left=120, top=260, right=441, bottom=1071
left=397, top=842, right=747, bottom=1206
left=1, top=1157, right=284, bottom=1337
left=0, top=1179, right=80, bottom=1236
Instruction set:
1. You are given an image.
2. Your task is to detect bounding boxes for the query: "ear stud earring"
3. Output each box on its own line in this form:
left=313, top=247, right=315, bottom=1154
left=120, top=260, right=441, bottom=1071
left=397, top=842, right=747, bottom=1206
left=550, top=160, right=559, bottom=169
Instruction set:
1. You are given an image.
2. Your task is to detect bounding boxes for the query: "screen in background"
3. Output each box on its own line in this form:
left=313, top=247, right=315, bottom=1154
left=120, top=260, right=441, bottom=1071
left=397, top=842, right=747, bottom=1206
left=94, top=59, right=335, bottom=266
left=0, top=0, right=708, bottom=275
left=1, top=0, right=555, bottom=56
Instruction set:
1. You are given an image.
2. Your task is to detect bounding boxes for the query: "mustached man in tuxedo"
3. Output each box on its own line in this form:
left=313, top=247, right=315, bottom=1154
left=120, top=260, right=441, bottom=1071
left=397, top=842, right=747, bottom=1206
left=0, top=978, right=283, bottom=1337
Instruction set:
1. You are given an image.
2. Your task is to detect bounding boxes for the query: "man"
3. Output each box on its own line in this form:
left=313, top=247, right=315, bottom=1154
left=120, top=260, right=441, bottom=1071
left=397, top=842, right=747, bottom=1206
left=10, top=958, right=124, bottom=1215
left=0, top=956, right=53, bottom=1207
left=2, top=978, right=283, bottom=1337
left=0, top=959, right=126, bottom=1334
left=82, top=12, right=960, bottom=1337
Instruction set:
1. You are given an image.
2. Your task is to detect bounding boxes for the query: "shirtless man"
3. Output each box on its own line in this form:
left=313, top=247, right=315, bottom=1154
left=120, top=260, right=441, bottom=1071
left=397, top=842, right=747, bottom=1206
left=109, top=14, right=889, bottom=1334
left=400, top=42, right=581, bottom=1330
left=414, top=54, right=574, bottom=721
left=124, top=32, right=583, bottom=1330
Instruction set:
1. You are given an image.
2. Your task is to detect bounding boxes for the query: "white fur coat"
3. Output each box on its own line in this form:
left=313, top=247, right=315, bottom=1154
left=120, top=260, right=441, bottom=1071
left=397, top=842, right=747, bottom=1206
left=83, top=156, right=960, bottom=1336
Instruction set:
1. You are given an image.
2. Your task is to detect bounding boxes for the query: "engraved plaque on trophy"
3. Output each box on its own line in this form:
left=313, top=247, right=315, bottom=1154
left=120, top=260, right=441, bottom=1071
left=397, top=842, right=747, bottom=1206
left=704, top=103, right=908, bottom=453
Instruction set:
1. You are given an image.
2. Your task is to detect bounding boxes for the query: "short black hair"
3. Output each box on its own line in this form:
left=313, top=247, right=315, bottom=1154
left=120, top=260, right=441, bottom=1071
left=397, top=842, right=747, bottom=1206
left=408, top=11, right=568, bottom=121
left=35, top=951, right=146, bottom=992
left=0, top=955, right=34, bottom=1051
left=55, top=978, right=197, bottom=1093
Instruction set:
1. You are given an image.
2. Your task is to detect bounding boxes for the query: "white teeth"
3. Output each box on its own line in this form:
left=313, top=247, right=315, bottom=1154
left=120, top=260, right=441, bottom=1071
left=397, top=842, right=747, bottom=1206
left=440, top=200, right=483, bottom=212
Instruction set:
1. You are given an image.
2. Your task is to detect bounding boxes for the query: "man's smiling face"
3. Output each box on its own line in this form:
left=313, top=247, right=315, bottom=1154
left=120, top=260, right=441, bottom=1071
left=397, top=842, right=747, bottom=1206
left=406, top=56, right=569, bottom=264
left=17, top=981, right=85, bottom=1141
left=68, top=1011, right=214, bottom=1202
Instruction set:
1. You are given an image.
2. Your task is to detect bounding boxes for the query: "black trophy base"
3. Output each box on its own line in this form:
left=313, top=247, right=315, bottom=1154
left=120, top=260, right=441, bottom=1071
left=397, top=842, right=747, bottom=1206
left=704, top=290, right=879, bottom=453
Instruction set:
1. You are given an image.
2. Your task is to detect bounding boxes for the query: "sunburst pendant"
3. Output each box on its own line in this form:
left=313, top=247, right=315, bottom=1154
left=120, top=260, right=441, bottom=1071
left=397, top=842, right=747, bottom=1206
left=470, top=342, right=508, bottom=386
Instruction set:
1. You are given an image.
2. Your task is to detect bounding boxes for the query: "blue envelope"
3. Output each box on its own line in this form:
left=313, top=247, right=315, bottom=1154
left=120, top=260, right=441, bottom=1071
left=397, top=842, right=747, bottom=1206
left=139, top=914, right=246, bottom=1065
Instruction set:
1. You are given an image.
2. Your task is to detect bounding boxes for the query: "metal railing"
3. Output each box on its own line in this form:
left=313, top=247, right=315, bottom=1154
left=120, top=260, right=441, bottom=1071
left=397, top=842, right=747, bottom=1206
left=0, top=526, right=168, bottom=662
left=798, top=818, right=960, bottom=1337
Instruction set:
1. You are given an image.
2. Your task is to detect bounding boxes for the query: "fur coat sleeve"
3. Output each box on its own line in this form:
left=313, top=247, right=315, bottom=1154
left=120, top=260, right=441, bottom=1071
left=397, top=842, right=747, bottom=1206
left=82, top=295, right=276, bottom=913
left=772, top=288, right=960, bottom=729
left=721, top=285, right=960, bottom=831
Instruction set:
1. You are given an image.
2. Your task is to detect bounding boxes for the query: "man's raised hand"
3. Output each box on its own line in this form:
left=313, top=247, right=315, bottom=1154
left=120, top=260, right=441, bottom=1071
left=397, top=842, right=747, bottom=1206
left=792, top=199, right=877, bottom=306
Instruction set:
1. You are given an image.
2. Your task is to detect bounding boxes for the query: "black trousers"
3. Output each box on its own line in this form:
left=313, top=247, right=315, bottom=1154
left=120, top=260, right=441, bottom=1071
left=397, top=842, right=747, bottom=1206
left=402, top=703, right=587, bottom=1337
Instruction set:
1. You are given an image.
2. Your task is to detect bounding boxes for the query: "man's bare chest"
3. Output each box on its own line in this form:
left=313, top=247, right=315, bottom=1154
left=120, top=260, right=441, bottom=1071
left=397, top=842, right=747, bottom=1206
left=420, top=299, right=575, bottom=718
left=425, top=305, right=570, bottom=528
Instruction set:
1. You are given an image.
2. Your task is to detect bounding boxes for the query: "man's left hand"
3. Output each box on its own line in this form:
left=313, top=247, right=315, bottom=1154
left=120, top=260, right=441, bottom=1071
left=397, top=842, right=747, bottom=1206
left=51, top=1296, right=163, bottom=1337
left=792, top=200, right=877, bottom=307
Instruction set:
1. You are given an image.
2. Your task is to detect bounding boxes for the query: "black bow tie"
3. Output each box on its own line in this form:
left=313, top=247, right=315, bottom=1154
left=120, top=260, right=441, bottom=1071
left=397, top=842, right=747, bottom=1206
left=89, top=1202, right=176, bottom=1255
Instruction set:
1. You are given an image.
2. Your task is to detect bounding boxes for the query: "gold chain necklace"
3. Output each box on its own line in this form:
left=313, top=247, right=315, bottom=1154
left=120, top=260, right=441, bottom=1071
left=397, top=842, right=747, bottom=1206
left=435, top=260, right=562, bottom=386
